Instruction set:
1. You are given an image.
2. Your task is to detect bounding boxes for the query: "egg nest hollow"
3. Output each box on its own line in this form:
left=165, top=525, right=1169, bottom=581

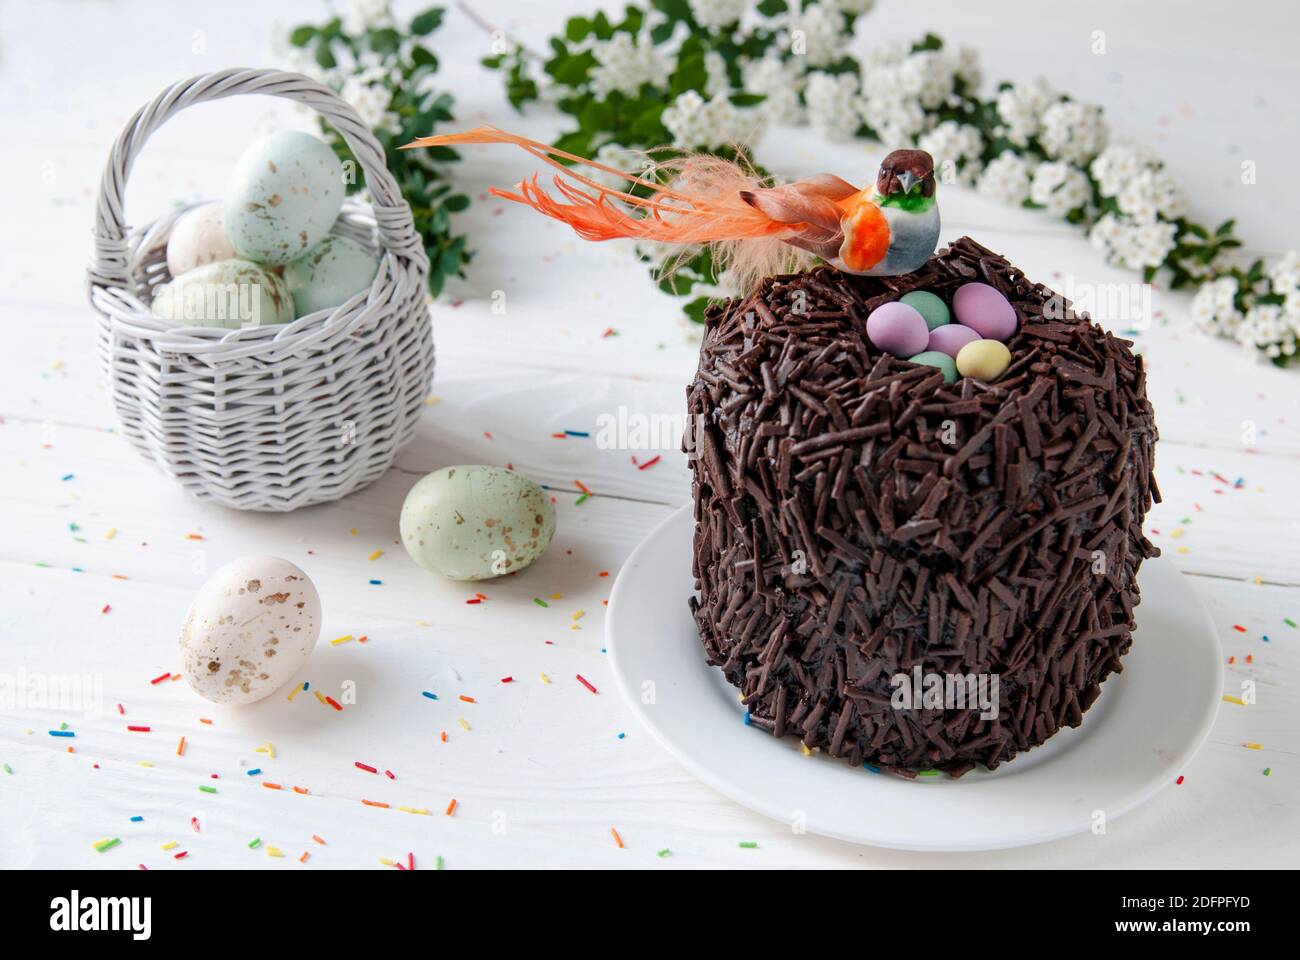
left=686, top=236, right=1160, bottom=777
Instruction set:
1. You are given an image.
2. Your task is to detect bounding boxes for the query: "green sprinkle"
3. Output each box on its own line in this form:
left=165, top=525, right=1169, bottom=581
left=738, top=841, right=758, bottom=849
left=2, top=763, right=11, bottom=774
left=94, top=838, right=121, bottom=853
left=248, top=837, right=261, bottom=849
left=533, top=597, right=549, bottom=608
left=575, top=493, right=589, bottom=506
left=918, top=769, right=941, bottom=777
left=198, top=785, right=217, bottom=794
left=1284, top=618, right=1297, bottom=628
left=436, top=855, right=445, bottom=870
left=657, top=848, right=672, bottom=858
left=1263, top=768, right=1272, bottom=776
left=60, top=722, right=68, bottom=731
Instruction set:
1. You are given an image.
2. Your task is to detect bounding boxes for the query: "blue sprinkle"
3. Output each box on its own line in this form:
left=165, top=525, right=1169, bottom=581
left=302, top=682, right=309, bottom=691
left=743, top=711, right=751, bottom=726
left=421, top=691, right=439, bottom=700
left=49, top=730, right=75, bottom=738
left=864, top=764, right=881, bottom=773
left=247, top=768, right=262, bottom=776
left=130, top=816, right=143, bottom=822
left=564, top=430, right=590, bottom=438
left=369, top=579, right=382, bottom=585
left=617, top=732, right=626, bottom=739
left=72, top=567, right=84, bottom=573
left=1262, top=635, right=1270, bottom=643
left=60, top=473, right=75, bottom=481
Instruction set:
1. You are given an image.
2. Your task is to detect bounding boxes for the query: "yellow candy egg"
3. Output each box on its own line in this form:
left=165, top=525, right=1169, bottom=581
left=955, top=339, right=1012, bottom=381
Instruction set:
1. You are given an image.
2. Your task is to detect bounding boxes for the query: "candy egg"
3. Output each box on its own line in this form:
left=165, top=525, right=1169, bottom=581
left=282, top=235, right=380, bottom=318
left=926, top=322, right=980, bottom=358
left=166, top=202, right=237, bottom=277
left=150, top=259, right=294, bottom=328
left=400, top=466, right=556, bottom=581
left=955, top=339, right=1012, bottom=381
left=179, top=556, right=321, bottom=705
left=907, top=350, right=957, bottom=384
left=899, top=290, right=950, bottom=331
left=866, top=301, right=929, bottom=358
left=953, top=282, right=1017, bottom=340
left=223, top=131, right=345, bottom=265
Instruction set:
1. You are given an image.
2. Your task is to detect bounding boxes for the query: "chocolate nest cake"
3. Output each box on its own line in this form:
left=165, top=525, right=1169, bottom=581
left=687, top=237, right=1160, bottom=777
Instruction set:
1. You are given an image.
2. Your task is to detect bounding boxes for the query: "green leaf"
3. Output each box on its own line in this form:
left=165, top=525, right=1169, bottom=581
left=314, top=41, right=337, bottom=69
left=410, top=7, right=445, bottom=36
left=756, top=0, right=788, bottom=15
left=728, top=92, right=766, bottom=107
left=411, top=44, right=438, bottom=68
left=683, top=296, right=712, bottom=325
left=564, top=16, right=591, bottom=42
left=551, top=50, right=597, bottom=86
left=443, top=194, right=471, bottom=213
left=289, top=26, right=316, bottom=47
left=368, top=27, right=401, bottom=54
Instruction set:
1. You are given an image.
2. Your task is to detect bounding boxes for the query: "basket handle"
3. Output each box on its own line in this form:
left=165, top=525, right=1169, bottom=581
left=89, top=67, right=426, bottom=290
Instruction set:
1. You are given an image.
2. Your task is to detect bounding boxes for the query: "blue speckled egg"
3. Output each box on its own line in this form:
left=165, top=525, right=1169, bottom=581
left=282, top=235, right=380, bottom=318
left=150, top=259, right=294, bottom=328
left=223, top=132, right=344, bottom=265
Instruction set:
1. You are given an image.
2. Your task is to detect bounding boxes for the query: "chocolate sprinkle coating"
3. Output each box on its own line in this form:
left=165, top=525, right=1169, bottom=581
left=687, top=237, right=1160, bottom=777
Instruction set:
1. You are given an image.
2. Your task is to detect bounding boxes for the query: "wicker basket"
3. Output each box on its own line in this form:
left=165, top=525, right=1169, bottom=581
left=87, top=68, right=433, bottom=511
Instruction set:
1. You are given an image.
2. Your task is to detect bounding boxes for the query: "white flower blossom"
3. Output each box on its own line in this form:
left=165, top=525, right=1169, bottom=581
left=742, top=56, right=804, bottom=124
left=342, top=0, right=391, bottom=36
left=977, top=151, right=1034, bottom=205
left=786, top=3, right=848, bottom=68
left=1117, top=168, right=1185, bottom=221
left=1029, top=160, right=1091, bottom=217
left=805, top=72, right=862, bottom=141
left=1039, top=99, right=1107, bottom=165
left=662, top=90, right=765, bottom=149
left=704, top=50, right=729, bottom=97
left=1190, top=276, right=1243, bottom=338
left=949, top=45, right=982, bottom=92
left=917, top=121, right=983, bottom=184
left=590, top=33, right=670, bottom=97
left=821, top=0, right=877, bottom=14
left=1090, top=144, right=1159, bottom=198
left=688, top=0, right=747, bottom=30
left=1090, top=213, right=1176, bottom=270
left=899, top=51, right=956, bottom=110
left=340, top=69, right=399, bottom=133
left=1236, top=303, right=1296, bottom=359
left=994, top=78, right=1058, bottom=146
left=1266, top=250, right=1300, bottom=294
left=591, top=143, right=651, bottom=191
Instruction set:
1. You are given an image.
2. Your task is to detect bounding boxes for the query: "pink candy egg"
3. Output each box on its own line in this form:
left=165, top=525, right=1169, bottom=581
left=866, top=301, right=929, bottom=358
left=926, top=323, right=980, bottom=358
left=953, top=282, right=1017, bottom=341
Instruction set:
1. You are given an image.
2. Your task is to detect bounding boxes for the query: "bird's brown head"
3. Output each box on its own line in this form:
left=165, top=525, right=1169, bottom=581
left=876, top=149, right=936, bottom=198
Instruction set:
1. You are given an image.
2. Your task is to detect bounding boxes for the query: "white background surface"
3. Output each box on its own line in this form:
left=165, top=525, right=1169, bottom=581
left=1, top=0, right=1297, bottom=868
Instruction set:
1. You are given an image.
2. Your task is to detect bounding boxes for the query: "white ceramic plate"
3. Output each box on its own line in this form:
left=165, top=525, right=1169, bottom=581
left=606, top=505, right=1222, bottom=852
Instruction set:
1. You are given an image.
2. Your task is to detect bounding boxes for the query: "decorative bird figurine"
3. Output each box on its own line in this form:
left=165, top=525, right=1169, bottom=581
left=401, top=128, right=940, bottom=291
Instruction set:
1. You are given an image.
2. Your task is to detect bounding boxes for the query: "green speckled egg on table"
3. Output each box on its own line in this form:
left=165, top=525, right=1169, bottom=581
left=223, top=131, right=345, bottom=265
left=400, top=466, right=556, bottom=581
left=283, top=235, right=380, bottom=318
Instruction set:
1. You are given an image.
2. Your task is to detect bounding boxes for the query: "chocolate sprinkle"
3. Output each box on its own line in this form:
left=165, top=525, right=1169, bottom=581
left=687, top=237, right=1160, bottom=776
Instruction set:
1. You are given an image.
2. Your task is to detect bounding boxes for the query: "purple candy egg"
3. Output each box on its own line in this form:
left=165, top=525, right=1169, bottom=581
left=953, top=282, right=1017, bottom=341
left=866, top=302, right=929, bottom=358
left=927, top=323, right=980, bottom=358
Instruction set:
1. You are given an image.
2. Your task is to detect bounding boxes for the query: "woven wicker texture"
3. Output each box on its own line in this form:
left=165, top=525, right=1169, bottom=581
left=87, top=68, right=433, bottom=511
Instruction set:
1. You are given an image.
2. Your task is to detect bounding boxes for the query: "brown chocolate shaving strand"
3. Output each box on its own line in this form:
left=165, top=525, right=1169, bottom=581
left=687, top=237, right=1160, bottom=777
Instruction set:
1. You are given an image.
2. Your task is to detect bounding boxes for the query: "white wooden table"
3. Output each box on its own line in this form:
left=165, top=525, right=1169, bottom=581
left=1, top=0, right=1297, bottom=869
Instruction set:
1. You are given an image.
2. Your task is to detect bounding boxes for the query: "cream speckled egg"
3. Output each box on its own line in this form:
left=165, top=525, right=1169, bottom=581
left=282, top=235, right=380, bottom=318
left=223, top=131, right=344, bottom=265
left=150, top=259, right=294, bottom=328
left=166, top=202, right=237, bottom=277
left=179, top=556, right=321, bottom=705
left=400, top=466, right=556, bottom=581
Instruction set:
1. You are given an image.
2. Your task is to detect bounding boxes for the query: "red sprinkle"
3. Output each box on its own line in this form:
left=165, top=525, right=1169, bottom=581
left=149, top=673, right=171, bottom=685
left=174, top=851, right=188, bottom=860
left=127, top=725, right=150, bottom=732
left=576, top=674, right=598, bottom=695
left=445, top=798, right=458, bottom=817
left=500, top=676, right=514, bottom=683
left=1233, top=624, right=1247, bottom=633
left=354, top=762, right=378, bottom=774
left=116, top=704, right=125, bottom=715
left=1176, top=775, right=1185, bottom=785
left=384, top=770, right=395, bottom=780
left=459, top=695, right=476, bottom=703
left=101, top=604, right=111, bottom=614
left=638, top=455, right=661, bottom=471
left=466, top=598, right=482, bottom=605
left=408, top=852, right=415, bottom=870
left=324, top=696, right=343, bottom=711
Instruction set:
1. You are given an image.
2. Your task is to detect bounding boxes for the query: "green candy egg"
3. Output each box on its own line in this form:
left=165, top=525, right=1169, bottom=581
left=283, top=235, right=380, bottom=318
left=399, top=466, right=556, bottom=581
left=900, top=290, right=951, bottom=331
left=907, top=349, right=958, bottom=384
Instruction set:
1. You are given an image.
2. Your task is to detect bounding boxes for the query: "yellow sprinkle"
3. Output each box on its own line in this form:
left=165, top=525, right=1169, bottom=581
left=1223, top=695, right=1247, bottom=706
left=138, top=761, right=154, bottom=768
left=379, top=857, right=395, bottom=866
left=287, top=684, right=303, bottom=701
left=267, top=846, right=284, bottom=858
left=330, top=634, right=354, bottom=646
left=368, top=549, right=383, bottom=561
left=425, top=395, right=442, bottom=406
left=398, top=806, right=431, bottom=815
left=1176, top=547, right=1190, bottom=554
left=571, top=610, right=585, bottom=621
left=350, top=528, right=359, bottom=536
left=104, top=527, right=117, bottom=540
left=1169, top=527, right=1185, bottom=539
left=52, top=359, right=64, bottom=370
left=1244, top=742, right=1263, bottom=750
left=801, top=743, right=812, bottom=757
left=457, top=717, right=471, bottom=731
left=549, top=593, right=562, bottom=600
left=161, top=841, right=178, bottom=851
left=539, top=672, right=551, bottom=684
left=314, top=691, right=327, bottom=704
left=1253, top=575, right=1263, bottom=585
left=92, top=837, right=109, bottom=847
